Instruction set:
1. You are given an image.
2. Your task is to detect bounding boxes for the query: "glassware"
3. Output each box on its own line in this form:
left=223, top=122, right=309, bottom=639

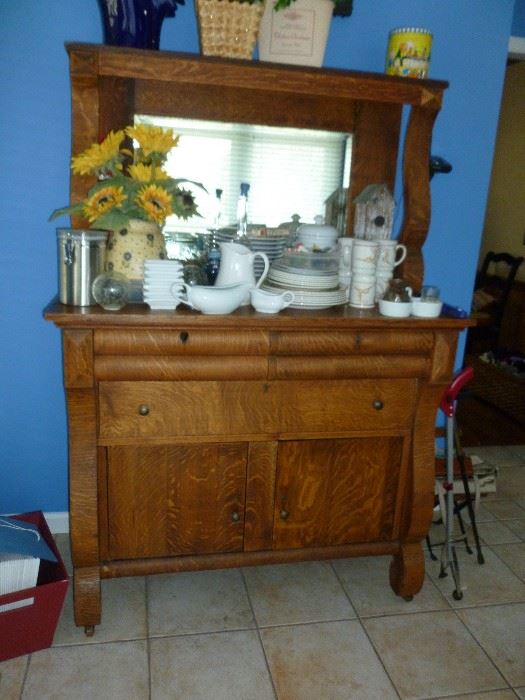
left=421, top=285, right=440, bottom=302
left=382, top=278, right=412, bottom=303
left=91, top=272, right=130, bottom=310
left=236, top=182, right=250, bottom=241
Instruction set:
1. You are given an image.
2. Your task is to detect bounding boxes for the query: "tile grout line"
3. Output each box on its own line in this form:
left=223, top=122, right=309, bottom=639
left=239, top=567, right=279, bottom=700
left=328, top=559, right=403, bottom=700
left=145, top=576, right=152, bottom=700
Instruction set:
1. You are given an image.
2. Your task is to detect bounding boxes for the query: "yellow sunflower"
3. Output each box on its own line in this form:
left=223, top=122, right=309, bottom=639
left=82, top=185, right=127, bottom=223
left=135, top=184, right=173, bottom=224
left=71, top=130, right=125, bottom=176
left=126, top=125, right=179, bottom=158
left=128, top=163, right=170, bottom=182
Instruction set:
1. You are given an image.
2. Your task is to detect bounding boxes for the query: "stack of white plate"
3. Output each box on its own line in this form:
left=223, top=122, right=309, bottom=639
left=143, top=260, right=184, bottom=310
left=263, top=257, right=347, bottom=309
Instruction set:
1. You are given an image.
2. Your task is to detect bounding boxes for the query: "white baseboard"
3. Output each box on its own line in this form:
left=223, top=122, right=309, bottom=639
left=44, top=511, right=70, bottom=534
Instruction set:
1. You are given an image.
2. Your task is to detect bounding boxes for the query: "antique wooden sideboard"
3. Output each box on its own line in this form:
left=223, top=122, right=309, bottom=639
left=45, top=44, right=471, bottom=633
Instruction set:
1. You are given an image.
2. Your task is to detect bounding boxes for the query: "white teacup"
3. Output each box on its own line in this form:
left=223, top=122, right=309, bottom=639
left=352, top=239, right=378, bottom=272
left=377, top=240, right=407, bottom=269
left=349, top=273, right=376, bottom=308
left=251, top=288, right=295, bottom=314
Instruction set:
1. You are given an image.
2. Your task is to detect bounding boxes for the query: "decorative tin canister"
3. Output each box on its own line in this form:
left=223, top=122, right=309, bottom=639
left=57, top=228, right=108, bottom=306
left=385, top=27, right=432, bottom=79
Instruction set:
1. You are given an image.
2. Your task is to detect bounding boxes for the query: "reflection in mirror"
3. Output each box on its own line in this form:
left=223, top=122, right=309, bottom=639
left=136, top=115, right=352, bottom=236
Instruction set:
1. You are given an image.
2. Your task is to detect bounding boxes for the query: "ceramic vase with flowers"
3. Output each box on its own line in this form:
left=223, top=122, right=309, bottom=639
left=51, top=124, right=201, bottom=299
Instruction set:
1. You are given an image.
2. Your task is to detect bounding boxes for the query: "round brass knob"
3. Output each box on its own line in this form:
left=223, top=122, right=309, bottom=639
left=280, top=509, right=289, bottom=520
left=372, top=399, right=384, bottom=411
left=138, top=404, right=150, bottom=416
left=231, top=511, right=240, bottom=522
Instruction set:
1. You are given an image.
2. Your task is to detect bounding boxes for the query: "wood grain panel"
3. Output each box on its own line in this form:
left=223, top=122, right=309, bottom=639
left=397, top=104, right=440, bottom=290
left=107, top=443, right=247, bottom=559
left=68, top=44, right=447, bottom=106
left=348, top=101, right=402, bottom=232
left=272, top=330, right=434, bottom=355
left=277, top=379, right=415, bottom=432
left=66, top=388, right=99, bottom=569
left=273, top=437, right=403, bottom=549
left=271, top=355, right=430, bottom=380
left=244, top=441, right=278, bottom=551
left=99, top=381, right=276, bottom=439
left=430, top=331, right=458, bottom=382
left=94, top=328, right=269, bottom=355
left=63, top=330, right=94, bottom=388
left=95, top=355, right=269, bottom=381
left=98, top=378, right=415, bottom=441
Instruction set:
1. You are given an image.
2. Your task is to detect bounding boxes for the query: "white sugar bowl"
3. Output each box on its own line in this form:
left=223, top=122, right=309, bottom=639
left=297, top=216, right=339, bottom=251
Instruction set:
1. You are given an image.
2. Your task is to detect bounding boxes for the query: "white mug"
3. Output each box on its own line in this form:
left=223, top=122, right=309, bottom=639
left=250, top=288, right=295, bottom=314
left=374, top=269, right=393, bottom=302
left=337, top=237, right=354, bottom=273
left=351, top=239, right=378, bottom=273
left=349, top=273, right=376, bottom=308
left=377, top=240, right=407, bottom=269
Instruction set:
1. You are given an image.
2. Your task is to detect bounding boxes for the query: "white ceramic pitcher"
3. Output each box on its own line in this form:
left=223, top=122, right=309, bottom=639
left=215, top=242, right=269, bottom=305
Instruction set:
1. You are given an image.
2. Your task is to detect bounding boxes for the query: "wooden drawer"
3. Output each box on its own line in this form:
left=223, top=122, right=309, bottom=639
left=95, top=329, right=269, bottom=355
left=272, top=330, right=434, bottom=355
left=98, top=378, right=416, bottom=441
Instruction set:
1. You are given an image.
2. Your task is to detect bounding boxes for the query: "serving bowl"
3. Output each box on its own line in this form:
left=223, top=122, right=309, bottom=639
left=180, top=282, right=251, bottom=315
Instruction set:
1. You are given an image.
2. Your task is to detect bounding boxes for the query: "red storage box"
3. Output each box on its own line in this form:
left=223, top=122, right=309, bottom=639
left=0, top=511, right=69, bottom=661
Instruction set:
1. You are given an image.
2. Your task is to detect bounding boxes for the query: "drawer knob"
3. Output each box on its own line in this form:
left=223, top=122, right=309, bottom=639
left=179, top=331, right=189, bottom=344
left=372, top=399, right=384, bottom=411
left=138, top=404, right=150, bottom=416
left=280, top=509, right=289, bottom=521
left=231, top=511, right=241, bottom=522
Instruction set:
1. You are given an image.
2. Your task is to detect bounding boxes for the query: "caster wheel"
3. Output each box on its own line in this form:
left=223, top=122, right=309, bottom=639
left=84, top=625, right=95, bottom=637
left=452, top=589, right=463, bottom=601
left=477, top=553, right=485, bottom=565
left=403, top=595, right=414, bottom=602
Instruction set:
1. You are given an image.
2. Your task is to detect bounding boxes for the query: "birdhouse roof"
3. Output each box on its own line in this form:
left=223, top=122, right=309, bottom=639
left=353, top=183, right=394, bottom=204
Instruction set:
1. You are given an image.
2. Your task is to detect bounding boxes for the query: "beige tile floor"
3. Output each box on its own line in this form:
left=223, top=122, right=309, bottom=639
left=2, top=444, right=525, bottom=699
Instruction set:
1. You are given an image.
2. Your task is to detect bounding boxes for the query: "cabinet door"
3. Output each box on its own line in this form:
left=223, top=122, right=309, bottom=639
left=273, top=437, right=403, bottom=550
left=106, top=443, right=247, bottom=559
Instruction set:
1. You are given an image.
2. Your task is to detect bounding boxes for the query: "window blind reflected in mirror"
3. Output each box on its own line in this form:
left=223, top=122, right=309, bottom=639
left=136, top=115, right=352, bottom=233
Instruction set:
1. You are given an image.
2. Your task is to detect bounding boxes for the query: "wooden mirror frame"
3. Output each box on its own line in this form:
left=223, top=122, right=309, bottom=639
left=66, top=43, right=447, bottom=290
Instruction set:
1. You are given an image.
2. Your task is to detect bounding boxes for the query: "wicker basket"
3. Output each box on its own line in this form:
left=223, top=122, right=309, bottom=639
left=468, top=355, right=525, bottom=426
left=195, top=0, right=264, bottom=59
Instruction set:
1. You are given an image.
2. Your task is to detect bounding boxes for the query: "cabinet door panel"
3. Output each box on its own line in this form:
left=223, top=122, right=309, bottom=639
left=107, top=443, right=247, bottom=559
left=273, top=437, right=403, bottom=549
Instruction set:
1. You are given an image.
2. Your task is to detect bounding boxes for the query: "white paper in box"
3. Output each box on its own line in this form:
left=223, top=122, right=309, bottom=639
left=0, top=516, right=58, bottom=612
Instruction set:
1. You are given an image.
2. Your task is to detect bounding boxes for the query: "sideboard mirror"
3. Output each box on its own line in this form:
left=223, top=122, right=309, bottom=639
left=66, top=43, right=447, bottom=288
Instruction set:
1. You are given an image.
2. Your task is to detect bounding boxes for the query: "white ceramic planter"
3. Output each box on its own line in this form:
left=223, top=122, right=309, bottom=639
left=258, top=0, right=333, bottom=68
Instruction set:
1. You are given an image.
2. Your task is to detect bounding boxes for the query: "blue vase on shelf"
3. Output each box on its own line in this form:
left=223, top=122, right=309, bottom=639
left=98, top=0, right=184, bottom=50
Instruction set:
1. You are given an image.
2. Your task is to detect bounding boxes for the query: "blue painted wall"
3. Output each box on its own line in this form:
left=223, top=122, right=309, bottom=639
left=0, top=1, right=516, bottom=513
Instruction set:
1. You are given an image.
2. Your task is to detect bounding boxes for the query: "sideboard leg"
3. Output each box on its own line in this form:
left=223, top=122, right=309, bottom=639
left=389, top=542, right=425, bottom=599
left=73, top=566, right=101, bottom=631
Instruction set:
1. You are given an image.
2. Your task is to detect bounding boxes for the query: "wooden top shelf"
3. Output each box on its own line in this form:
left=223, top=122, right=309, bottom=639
left=66, top=42, right=448, bottom=109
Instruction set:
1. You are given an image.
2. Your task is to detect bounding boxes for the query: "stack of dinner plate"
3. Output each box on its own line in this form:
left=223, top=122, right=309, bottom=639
left=215, top=228, right=289, bottom=279
left=262, top=254, right=347, bottom=309
left=143, top=260, right=184, bottom=310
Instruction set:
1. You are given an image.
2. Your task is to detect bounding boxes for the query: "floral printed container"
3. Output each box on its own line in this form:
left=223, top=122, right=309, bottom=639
left=105, top=218, right=167, bottom=300
left=385, top=27, right=432, bottom=79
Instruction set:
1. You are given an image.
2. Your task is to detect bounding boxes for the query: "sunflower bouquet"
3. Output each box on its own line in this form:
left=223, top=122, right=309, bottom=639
left=50, top=124, right=201, bottom=231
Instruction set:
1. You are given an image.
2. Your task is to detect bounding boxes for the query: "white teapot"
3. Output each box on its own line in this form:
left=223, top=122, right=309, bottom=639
left=215, top=242, right=269, bottom=304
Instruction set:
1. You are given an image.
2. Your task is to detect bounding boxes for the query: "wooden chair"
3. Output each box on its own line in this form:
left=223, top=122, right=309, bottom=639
left=468, top=250, right=524, bottom=353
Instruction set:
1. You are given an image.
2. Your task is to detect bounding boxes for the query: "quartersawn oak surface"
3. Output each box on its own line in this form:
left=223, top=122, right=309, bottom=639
left=45, top=299, right=470, bottom=630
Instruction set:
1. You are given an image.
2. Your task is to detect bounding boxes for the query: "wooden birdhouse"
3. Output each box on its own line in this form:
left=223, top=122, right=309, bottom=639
left=353, top=184, right=395, bottom=240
